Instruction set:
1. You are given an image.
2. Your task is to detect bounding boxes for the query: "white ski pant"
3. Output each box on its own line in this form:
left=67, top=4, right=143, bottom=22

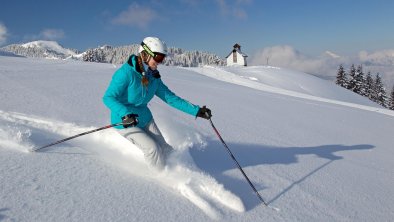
left=118, top=120, right=174, bottom=170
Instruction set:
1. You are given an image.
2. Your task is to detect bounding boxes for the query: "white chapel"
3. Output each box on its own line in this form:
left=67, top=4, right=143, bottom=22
left=225, top=43, right=248, bottom=66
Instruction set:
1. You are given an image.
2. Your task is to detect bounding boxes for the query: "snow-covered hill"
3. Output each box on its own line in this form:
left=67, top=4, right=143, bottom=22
left=0, top=40, right=79, bottom=59
left=0, top=55, right=393, bottom=221
left=250, top=46, right=394, bottom=88
left=20, top=41, right=78, bottom=57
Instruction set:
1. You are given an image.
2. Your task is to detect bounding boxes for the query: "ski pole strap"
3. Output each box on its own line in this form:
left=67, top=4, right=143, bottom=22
left=209, top=118, right=268, bottom=206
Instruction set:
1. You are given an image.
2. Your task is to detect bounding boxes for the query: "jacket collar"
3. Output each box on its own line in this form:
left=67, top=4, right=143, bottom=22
left=127, top=55, right=161, bottom=79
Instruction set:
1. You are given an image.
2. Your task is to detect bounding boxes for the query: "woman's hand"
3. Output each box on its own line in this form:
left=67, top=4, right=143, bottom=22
left=122, top=114, right=139, bottom=128
left=196, top=106, right=212, bottom=120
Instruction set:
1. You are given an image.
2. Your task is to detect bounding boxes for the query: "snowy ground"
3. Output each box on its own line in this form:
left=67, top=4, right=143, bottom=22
left=0, top=56, right=393, bottom=222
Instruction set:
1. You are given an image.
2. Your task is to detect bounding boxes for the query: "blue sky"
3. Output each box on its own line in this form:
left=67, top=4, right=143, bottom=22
left=1, top=0, right=393, bottom=57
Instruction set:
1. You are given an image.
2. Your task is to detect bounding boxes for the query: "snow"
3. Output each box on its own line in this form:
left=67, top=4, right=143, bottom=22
left=1, top=55, right=393, bottom=221
left=0, top=50, right=22, bottom=57
left=324, top=51, right=341, bottom=59
left=21, top=40, right=77, bottom=57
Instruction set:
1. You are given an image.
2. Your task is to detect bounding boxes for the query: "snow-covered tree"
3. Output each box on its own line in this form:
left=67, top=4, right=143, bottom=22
left=353, top=65, right=366, bottom=96
left=82, top=49, right=99, bottom=62
left=374, top=73, right=388, bottom=107
left=389, top=85, right=394, bottom=110
left=365, top=71, right=375, bottom=101
left=79, top=45, right=225, bottom=66
left=347, top=64, right=357, bottom=91
left=82, top=45, right=120, bottom=63
left=335, top=64, right=347, bottom=88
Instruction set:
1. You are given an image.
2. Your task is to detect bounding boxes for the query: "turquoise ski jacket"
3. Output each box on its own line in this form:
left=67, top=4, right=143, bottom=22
left=103, top=55, right=200, bottom=129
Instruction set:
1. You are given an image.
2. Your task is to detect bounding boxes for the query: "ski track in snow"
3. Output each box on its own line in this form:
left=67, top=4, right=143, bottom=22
left=0, top=110, right=245, bottom=219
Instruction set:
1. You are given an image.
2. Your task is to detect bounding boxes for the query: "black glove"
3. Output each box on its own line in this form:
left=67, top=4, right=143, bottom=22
left=121, top=114, right=139, bottom=128
left=196, top=106, right=212, bottom=120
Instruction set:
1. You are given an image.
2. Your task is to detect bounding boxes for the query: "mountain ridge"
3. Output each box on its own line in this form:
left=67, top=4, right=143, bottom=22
left=0, top=40, right=225, bottom=67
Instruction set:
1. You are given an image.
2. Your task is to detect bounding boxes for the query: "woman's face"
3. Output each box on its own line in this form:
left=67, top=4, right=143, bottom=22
left=147, top=56, right=159, bottom=70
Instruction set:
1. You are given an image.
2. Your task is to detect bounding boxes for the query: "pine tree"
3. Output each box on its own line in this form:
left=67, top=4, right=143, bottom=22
left=374, top=73, right=388, bottom=107
left=335, top=64, right=347, bottom=88
left=365, top=71, right=375, bottom=101
left=389, top=85, right=394, bottom=110
left=82, top=48, right=107, bottom=63
left=82, top=49, right=98, bottom=62
left=354, top=65, right=366, bottom=96
left=347, top=64, right=357, bottom=91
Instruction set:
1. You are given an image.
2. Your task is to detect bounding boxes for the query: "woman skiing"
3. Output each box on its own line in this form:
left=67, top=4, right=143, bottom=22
left=103, top=36, right=211, bottom=170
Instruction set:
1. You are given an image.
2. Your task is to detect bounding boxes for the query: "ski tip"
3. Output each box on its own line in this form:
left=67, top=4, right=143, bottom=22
left=265, top=205, right=280, bottom=212
left=270, top=206, right=280, bottom=212
left=262, top=202, right=280, bottom=212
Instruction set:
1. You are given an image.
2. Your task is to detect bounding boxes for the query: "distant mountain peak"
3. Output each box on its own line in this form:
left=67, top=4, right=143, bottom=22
left=21, top=40, right=78, bottom=57
left=324, top=51, right=341, bottom=58
left=1, top=40, right=79, bottom=59
left=21, top=40, right=60, bottom=48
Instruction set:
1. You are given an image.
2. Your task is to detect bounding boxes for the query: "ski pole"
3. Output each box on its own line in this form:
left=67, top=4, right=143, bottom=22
left=208, top=118, right=269, bottom=206
left=30, top=121, right=129, bottom=152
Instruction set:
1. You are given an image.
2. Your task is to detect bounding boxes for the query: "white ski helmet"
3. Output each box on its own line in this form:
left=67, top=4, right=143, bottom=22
left=138, top=37, right=168, bottom=55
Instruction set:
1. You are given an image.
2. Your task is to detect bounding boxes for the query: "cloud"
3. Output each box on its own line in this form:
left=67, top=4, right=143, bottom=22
left=23, top=28, right=65, bottom=42
left=250, top=45, right=334, bottom=74
left=215, top=0, right=251, bottom=20
left=40, top=29, right=65, bottom=40
left=111, top=3, right=157, bottom=29
left=250, top=45, right=394, bottom=87
left=0, top=22, right=8, bottom=45
left=358, top=50, right=394, bottom=66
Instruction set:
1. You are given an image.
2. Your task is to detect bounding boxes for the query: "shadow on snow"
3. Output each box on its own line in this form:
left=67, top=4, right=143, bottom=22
left=190, top=141, right=374, bottom=211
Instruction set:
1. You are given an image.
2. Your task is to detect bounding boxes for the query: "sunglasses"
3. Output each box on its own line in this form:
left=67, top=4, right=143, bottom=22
left=141, top=42, right=166, bottom=63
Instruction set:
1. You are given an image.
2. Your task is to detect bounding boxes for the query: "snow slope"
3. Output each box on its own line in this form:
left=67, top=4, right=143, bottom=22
left=0, top=55, right=393, bottom=221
